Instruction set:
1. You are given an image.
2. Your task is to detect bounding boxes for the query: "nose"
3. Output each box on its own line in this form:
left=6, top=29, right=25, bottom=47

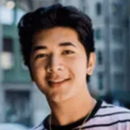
left=46, top=54, right=64, bottom=73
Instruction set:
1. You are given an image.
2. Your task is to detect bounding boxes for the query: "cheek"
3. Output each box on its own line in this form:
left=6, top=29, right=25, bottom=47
left=31, top=59, right=47, bottom=71
left=30, top=61, right=46, bottom=80
left=66, top=56, right=87, bottom=76
left=31, top=65, right=48, bottom=93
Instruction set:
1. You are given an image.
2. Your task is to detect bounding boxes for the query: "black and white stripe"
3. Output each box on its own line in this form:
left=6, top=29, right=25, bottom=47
left=32, top=100, right=130, bottom=130
left=75, top=101, right=130, bottom=130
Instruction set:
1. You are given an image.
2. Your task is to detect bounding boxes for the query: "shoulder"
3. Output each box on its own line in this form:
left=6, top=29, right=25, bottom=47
left=85, top=100, right=130, bottom=130
left=30, top=121, right=45, bottom=130
left=30, top=115, right=49, bottom=130
left=98, top=101, right=130, bottom=115
left=97, top=100, right=130, bottom=119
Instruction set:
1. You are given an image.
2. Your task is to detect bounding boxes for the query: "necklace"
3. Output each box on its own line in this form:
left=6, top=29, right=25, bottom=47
left=49, top=100, right=96, bottom=130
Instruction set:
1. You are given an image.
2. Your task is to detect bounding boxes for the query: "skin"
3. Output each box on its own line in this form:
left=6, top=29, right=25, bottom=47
left=30, top=27, right=96, bottom=125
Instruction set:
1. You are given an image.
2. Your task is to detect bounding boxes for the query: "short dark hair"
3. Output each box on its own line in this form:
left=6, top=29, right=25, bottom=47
left=18, top=4, right=95, bottom=82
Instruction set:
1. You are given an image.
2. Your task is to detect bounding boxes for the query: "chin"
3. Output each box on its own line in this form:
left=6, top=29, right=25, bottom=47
left=48, top=92, right=76, bottom=103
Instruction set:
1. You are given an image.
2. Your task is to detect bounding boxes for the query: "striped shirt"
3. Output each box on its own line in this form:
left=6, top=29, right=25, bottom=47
left=32, top=100, right=130, bottom=130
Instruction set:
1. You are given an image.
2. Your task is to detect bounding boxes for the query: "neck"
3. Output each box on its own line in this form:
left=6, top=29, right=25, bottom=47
left=47, top=86, right=96, bottom=126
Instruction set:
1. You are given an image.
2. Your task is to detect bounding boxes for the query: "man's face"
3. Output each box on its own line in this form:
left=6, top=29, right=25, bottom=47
left=30, top=27, right=95, bottom=102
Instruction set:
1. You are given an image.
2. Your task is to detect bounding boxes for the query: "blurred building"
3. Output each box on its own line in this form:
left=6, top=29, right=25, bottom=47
left=58, top=0, right=130, bottom=106
left=90, top=0, right=130, bottom=107
left=0, top=0, right=130, bottom=127
left=77, top=0, right=130, bottom=106
left=0, top=0, right=52, bottom=127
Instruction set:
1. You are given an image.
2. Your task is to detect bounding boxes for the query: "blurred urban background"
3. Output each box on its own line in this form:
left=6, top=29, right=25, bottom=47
left=0, top=0, right=130, bottom=128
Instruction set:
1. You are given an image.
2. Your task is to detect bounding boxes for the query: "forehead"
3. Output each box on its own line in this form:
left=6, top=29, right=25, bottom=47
left=33, top=27, right=82, bottom=48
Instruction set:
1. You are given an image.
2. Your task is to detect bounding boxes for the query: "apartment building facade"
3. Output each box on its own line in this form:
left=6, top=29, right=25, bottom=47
left=0, top=0, right=130, bottom=127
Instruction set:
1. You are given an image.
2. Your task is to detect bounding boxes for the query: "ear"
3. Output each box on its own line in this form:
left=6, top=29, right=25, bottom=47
left=87, top=53, right=96, bottom=75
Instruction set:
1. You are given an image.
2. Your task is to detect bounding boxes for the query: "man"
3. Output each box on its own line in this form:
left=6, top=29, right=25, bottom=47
left=18, top=4, right=130, bottom=130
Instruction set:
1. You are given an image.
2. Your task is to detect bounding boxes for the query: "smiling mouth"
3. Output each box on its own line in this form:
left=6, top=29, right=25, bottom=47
left=48, top=78, right=70, bottom=87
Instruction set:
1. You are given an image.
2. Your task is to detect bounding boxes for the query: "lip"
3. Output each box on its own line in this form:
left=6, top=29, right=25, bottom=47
left=48, top=78, right=70, bottom=87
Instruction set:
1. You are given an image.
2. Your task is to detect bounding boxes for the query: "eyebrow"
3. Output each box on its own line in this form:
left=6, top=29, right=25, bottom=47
left=59, top=42, right=76, bottom=47
left=32, top=42, right=76, bottom=53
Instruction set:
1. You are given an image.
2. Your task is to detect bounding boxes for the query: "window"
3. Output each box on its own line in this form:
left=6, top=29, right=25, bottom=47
left=94, top=28, right=102, bottom=40
left=112, top=3, right=120, bottom=16
left=1, top=52, right=13, bottom=69
left=80, top=0, right=87, bottom=12
left=113, top=50, right=123, bottom=67
left=0, top=6, right=13, bottom=25
left=1, top=37, right=14, bottom=69
left=54, top=0, right=60, bottom=3
left=3, top=37, right=13, bottom=52
left=97, top=51, right=103, bottom=65
left=5, top=91, right=32, bottom=126
left=97, top=72, right=103, bottom=90
left=0, top=6, right=25, bottom=25
left=112, top=28, right=122, bottom=43
left=96, top=2, right=102, bottom=16
left=114, top=73, right=124, bottom=89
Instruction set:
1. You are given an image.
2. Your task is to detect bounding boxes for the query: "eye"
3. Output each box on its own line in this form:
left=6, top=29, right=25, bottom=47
left=35, top=54, right=48, bottom=60
left=62, top=50, right=74, bottom=55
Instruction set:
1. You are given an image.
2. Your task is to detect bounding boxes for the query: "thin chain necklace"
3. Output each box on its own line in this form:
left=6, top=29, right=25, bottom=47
left=49, top=100, right=96, bottom=130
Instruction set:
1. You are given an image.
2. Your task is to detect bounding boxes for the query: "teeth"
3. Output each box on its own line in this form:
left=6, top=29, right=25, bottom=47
left=48, top=78, right=70, bottom=84
left=50, top=80, right=64, bottom=83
